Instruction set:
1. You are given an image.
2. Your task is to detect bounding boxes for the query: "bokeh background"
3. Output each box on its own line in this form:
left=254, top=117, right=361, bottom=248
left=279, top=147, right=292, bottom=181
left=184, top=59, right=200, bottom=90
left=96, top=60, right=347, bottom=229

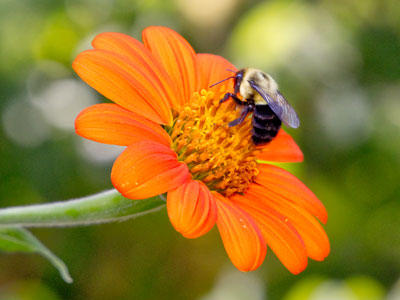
left=0, top=0, right=399, bottom=299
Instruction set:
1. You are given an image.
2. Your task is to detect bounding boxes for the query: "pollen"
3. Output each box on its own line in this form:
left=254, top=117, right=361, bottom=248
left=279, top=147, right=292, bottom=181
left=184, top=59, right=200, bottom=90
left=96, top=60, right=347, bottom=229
left=170, top=88, right=260, bottom=197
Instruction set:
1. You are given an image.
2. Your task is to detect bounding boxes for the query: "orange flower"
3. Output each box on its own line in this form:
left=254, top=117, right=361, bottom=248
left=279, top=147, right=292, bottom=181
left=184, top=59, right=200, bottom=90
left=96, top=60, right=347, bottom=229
left=73, top=26, right=329, bottom=273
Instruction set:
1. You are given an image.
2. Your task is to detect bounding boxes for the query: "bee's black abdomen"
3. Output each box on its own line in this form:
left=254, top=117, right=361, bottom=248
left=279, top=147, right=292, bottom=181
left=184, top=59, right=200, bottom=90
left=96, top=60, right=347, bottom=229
left=251, top=105, right=281, bottom=145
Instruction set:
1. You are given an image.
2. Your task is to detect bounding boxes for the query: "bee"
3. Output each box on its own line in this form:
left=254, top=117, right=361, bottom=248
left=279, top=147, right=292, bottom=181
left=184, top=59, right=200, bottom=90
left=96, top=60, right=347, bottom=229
left=210, top=68, right=300, bottom=145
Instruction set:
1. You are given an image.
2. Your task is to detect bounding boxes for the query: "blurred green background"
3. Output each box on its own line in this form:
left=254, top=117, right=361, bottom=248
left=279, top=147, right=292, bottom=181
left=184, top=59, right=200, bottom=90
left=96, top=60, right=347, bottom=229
left=0, top=0, right=399, bottom=299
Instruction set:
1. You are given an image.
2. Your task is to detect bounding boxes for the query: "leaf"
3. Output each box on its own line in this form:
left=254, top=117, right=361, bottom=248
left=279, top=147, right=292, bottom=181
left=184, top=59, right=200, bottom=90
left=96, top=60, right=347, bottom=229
left=0, top=227, right=73, bottom=284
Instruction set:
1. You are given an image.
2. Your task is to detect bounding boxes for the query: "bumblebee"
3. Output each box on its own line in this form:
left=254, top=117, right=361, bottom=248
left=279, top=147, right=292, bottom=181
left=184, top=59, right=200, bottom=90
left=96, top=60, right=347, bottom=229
left=211, top=68, right=300, bottom=145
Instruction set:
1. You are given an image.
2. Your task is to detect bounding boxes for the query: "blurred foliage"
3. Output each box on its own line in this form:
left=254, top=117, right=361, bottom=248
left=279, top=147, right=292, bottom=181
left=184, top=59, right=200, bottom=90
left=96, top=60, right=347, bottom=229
left=0, top=0, right=399, bottom=299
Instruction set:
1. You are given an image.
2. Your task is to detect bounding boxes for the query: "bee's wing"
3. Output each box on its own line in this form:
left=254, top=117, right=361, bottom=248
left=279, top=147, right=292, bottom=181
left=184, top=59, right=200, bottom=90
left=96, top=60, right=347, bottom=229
left=274, top=91, right=300, bottom=128
left=250, top=81, right=300, bottom=128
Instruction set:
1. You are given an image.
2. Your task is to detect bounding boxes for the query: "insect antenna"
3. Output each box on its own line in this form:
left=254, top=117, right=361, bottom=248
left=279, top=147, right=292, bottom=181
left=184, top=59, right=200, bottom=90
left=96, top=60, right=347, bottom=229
left=225, top=69, right=236, bottom=73
left=209, top=76, right=235, bottom=88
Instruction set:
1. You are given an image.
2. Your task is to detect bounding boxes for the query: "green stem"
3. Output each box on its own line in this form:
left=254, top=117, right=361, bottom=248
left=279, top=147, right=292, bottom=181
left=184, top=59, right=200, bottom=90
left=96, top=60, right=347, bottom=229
left=0, top=189, right=165, bottom=228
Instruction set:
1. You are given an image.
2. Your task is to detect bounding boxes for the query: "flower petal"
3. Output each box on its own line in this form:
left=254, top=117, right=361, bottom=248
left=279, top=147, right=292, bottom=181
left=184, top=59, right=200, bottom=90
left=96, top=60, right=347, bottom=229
left=248, top=184, right=330, bottom=261
left=214, top=193, right=266, bottom=271
left=257, top=129, right=303, bottom=162
left=256, top=164, right=328, bottom=224
left=167, top=180, right=217, bottom=238
left=197, top=53, right=237, bottom=93
left=73, top=49, right=172, bottom=125
left=142, top=26, right=199, bottom=107
left=111, top=141, right=190, bottom=199
left=231, top=192, right=307, bottom=274
left=91, top=32, right=181, bottom=111
left=75, top=103, right=171, bottom=146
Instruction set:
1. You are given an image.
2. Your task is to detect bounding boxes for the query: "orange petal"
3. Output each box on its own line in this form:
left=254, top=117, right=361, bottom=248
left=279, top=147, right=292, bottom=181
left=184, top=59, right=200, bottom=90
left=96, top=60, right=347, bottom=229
left=247, top=184, right=330, bottom=261
left=214, top=193, right=266, bottom=271
left=73, top=49, right=172, bottom=125
left=167, top=180, right=217, bottom=238
left=257, top=129, right=303, bottom=162
left=197, top=53, right=237, bottom=93
left=75, top=103, right=171, bottom=147
left=256, top=164, right=328, bottom=224
left=231, top=192, right=307, bottom=274
left=91, top=32, right=181, bottom=111
left=111, top=141, right=190, bottom=199
left=142, top=26, right=199, bottom=108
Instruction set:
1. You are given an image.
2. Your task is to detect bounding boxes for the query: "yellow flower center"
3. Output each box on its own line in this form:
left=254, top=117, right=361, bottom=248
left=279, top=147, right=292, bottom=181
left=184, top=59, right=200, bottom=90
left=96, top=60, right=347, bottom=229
left=169, top=88, right=260, bottom=197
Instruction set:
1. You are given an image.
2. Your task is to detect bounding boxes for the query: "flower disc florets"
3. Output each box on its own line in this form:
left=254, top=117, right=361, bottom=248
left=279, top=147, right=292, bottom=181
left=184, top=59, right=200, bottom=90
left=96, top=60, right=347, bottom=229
left=170, top=88, right=260, bottom=197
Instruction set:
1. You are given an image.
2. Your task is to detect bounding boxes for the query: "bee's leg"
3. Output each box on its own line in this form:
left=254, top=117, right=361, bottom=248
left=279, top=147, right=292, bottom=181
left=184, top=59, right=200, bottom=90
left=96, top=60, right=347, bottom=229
left=229, top=105, right=253, bottom=127
left=220, top=93, right=234, bottom=103
left=220, top=93, right=247, bottom=105
left=231, top=94, right=247, bottom=106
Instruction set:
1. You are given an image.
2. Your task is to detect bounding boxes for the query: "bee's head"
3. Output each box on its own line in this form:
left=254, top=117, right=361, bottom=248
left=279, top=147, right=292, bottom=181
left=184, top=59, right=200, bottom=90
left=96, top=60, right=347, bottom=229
left=209, top=68, right=245, bottom=92
left=233, top=69, right=245, bottom=94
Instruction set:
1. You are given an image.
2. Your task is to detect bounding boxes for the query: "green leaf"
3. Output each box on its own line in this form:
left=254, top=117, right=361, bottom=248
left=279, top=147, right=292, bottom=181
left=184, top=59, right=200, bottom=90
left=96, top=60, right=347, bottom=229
left=0, top=189, right=165, bottom=227
left=0, top=227, right=73, bottom=283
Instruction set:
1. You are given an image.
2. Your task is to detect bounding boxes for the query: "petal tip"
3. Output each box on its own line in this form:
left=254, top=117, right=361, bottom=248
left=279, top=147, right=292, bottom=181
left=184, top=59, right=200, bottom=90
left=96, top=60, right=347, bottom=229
left=214, top=195, right=267, bottom=272
left=167, top=180, right=217, bottom=239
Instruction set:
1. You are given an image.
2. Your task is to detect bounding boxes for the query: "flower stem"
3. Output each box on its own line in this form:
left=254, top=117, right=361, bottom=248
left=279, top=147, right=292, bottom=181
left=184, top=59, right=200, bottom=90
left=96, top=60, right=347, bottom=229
left=0, top=189, right=165, bottom=228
